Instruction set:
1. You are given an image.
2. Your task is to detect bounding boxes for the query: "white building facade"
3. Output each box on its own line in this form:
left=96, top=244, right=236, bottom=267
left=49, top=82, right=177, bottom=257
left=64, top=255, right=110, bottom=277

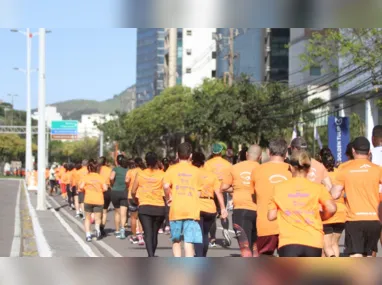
left=31, top=106, right=63, bottom=128
left=164, top=28, right=217, bottom=89
left=77, top=114, right=117, bottom=139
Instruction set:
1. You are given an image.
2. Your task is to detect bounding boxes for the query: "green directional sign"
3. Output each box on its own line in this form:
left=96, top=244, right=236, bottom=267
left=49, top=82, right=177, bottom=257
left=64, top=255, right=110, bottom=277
left=51, top=120, right=79, bottom=140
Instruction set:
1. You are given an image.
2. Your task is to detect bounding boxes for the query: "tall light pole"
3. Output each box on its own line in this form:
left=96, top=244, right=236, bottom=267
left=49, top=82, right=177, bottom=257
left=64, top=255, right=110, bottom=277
left=11, top=28, right=36, bottom=176
left=7, top=93, right=18, bottom=126
left=37, top=28, right=47, bottom=211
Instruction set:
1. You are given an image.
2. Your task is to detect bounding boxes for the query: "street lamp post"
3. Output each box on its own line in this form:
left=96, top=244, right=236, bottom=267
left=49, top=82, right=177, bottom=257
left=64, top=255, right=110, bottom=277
left=7, top=93, right=18, bottom=126
left=37, top=28, right=47, bottom=211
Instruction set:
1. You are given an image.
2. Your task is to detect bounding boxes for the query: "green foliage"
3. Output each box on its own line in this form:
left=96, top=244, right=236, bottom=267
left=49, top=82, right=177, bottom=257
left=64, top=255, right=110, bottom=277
left=350, top=113, right=365, bottom=141
left=49, top=138, right=99, bottom=163
left=100, top=78, right=318, bottom=157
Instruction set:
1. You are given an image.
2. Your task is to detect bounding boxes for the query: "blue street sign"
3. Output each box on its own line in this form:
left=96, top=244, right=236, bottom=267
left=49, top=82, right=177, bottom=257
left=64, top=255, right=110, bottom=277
left=51, top=129, right=78, bottom=135
left=51, top=120, right=79, bottom=139
left=328, top=116, right=350, bottom=163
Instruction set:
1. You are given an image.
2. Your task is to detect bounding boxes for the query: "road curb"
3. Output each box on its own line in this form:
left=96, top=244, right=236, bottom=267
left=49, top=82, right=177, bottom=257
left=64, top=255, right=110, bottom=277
left=10, top=181, right=21, bottom=257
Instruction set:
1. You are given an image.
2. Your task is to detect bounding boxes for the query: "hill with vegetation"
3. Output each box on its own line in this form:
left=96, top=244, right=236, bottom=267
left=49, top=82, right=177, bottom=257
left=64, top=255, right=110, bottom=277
left=37, top=85, right=135, bottom=120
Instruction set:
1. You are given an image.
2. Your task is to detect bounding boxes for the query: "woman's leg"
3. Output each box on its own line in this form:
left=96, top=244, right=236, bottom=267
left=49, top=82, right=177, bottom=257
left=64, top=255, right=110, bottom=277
left=131, top=211, right=138, bottom=237
left=332, top=233, right=342, bottom=257
left=114, top=208, right=121, bottom=232
left=152, top=215, right=165, bottom=256
left=194, top=215, right=205, bottom=257
left=84, top=212, right=92, bottom=238
left=139, top=213, right=155, bottom=257
left=203, top=213, right=217, bottom=257
left=323, top=234, right=335, bottom=257
left=94, top=211, right=102, bottom=238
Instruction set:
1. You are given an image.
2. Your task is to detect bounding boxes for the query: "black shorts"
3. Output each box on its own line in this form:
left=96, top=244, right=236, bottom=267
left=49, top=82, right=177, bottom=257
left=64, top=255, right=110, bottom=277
left=128, top=199, right=139, bottom=212
left=71, top=186, right=78, bottom=196
left=103, top=189, right=111, bottom=210
left=344, top=221, right=381, bottom=256
left=84, top=204, right=103, bottom=213
left=49, top=180, right=56, bottom=189
left=111, top=191, right=128, bottom=208
left=278, top=244, right=322, bottom=257
left=78, top=192, right=85, bottom=204
left=323, top=223, right=345, bottom=235
left=233, top=209, right=258, bottom=247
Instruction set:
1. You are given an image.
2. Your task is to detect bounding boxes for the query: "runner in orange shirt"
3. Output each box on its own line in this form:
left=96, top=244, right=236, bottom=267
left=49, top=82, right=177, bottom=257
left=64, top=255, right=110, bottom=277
left=291, top=137, right=332, bottom=190
left=77, top=160, right=89, bottom=220
left=71, top=163, right=83, bottom=218
left=251, top=139, right=292, bottom=256
left=193, top=152, right=227, bottom=257
left=320, top=149, right=346, bottom=257
left=61, top=164, right=71, bottom=204
left=163, top=142, right=203, bottom=257
left=331, top=136, right=382, bottom=257
left=79, top=159, right=108, bottom=242
left=131, top=152, right=165, bottom=257
left=98, top=156, right=113, bottom=238
left=65, top=163, right=75, bottom=210
left=268, top=151, right=337, bottom=257
left=221, top=145, right=261, bottom=257
left=126, top=157, right=146, bottom=245
left=59, top=164, right=68, bottom=200
left=204, top=143, right=232, bottom=247
left=159, top=157, right=172, bottom=235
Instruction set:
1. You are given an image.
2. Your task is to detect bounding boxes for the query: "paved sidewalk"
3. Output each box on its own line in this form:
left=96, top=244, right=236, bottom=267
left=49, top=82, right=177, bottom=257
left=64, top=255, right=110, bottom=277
left=27, top=189, right=103, bottom=257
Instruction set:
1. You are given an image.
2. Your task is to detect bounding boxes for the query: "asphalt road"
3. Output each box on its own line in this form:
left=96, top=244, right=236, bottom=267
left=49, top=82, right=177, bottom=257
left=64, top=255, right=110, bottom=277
left=0, top=180, right=20, bottom=257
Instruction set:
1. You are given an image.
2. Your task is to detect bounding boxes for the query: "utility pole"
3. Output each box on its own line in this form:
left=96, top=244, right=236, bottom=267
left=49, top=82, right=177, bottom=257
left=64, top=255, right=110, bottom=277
left=7, top=93, right=18, bottom=126
left=99, top=131, right=104, bottom=157
left=228, top=28, right=234, bottom=87
left=36, top=28, right=47, bottom=211
left=168, top=28, right=178, bottom=87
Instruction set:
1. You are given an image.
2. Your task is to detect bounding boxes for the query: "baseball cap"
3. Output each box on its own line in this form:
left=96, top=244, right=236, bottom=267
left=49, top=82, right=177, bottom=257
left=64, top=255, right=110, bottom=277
left=291, top=137, right=308, bottom=149
left=212, top=143, right=224, bottom=154
left=353, top=136, right=370, bottom=152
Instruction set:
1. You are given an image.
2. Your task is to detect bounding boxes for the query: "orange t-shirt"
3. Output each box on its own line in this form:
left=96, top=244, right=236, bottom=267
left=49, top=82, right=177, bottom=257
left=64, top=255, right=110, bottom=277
left=70, top=169, right=78, bottom=187
left=61, top=171, right=71, bottom=185
left=77, top=166, right=89, bottom=188
left=55, top=168, right=61, bottom=180
left=337, top=160, right=352, bottom=171
left=126, top=168, right=143, bottom=199
left=204, top=156, right=232, bottom=181
left=59, top=167, right=66, bottom=182
left=251, top=161, right=292, bottom=237
left=199, top=168, right=220, bottom=214
left=223, top=160, right=260, bottom=211
left=99, top=165, right=112, bottom=187
left=135, top=169, right=165, bottom=207
left=163, top=161, right=202, bottom=221
left=268, top=177, right=333, bottom=249
left=45, top=169, right=50, bottom=180
left=335, top=159, right=382, bottom=222
left=307, top=158, right=329, bottom=184
left=323, top=171, right=346, bottom=225
left=82, top=173, right=107, bottom=205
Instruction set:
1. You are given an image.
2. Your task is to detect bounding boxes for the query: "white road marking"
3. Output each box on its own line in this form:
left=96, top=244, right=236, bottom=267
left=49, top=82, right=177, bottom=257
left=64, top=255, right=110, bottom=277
left=45, top=199, right=100, bottom=257
left=23, top=180, right=52, bottom=257
left=10, top=182, right=21, bottom=257
left=47, top=195, right=122, bottom=257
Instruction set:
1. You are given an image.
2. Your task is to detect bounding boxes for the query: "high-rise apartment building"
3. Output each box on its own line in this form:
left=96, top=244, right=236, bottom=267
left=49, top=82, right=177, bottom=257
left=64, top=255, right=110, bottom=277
left=164, top=28, right=217, bottom=89
left=136, top=29, right=165, bottom=107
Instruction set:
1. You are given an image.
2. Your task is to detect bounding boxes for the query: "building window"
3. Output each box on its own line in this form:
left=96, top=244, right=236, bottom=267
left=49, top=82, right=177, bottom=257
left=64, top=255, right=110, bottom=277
left=212, top=70, right=216, bottom=78
left=186, top=49, right=192, bottom=55
left=212, top=51, right=216, bottom=59
left=310, top=66, right=321, bottom=76
left=186, top=30, right=192, bottom=36
left=186, top=68, right=192, bottom=73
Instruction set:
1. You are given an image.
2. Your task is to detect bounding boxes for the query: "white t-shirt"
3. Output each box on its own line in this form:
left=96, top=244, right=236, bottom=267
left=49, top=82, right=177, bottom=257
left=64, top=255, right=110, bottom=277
left=371, top=146, right=382, bottom=193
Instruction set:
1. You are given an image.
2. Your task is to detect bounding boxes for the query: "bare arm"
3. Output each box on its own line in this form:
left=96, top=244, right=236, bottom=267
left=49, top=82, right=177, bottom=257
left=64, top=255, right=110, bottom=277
left=320, top=200, right=337, bottom=221
left=214, top=187, right=228, bottom=219
left=330, top=185, right=344, bottom=200
left=322, top=177, right=333, bottom=191
left=163, top=183, right=172, bottom=202
left=110, top=171, right=116, bottom=187
left=267, top=209, right=277, bottom=221
left=102, top=183, right=108, bottom=192
left=221, top=183, right=233, bottom=193
left=131, top=173, right=139, bottom=199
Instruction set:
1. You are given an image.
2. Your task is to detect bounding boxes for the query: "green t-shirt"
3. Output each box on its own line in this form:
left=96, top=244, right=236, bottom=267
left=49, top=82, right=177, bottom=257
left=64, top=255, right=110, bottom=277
left=112, top=166, right=128, bottom=192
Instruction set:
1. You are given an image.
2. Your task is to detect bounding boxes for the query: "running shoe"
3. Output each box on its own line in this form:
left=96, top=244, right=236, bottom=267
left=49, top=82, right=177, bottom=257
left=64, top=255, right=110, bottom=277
left=138, top=235, right=145, bottom=246
left=130, top=236, right=139, bottom=244
left=222, top=229, right=232, bottom=246
left=209, top=241, right=217, bottom=248
left=164, top=226, right=170, bottom=235
left=70, top=204, right=75, bottom=210
left=117, top=228, right=126, bottom=240
left=158, top=228, right=164, bottom=234
left=82, top=216, right=85, bottom=221
left=86, top=235, right=92, bottom=242
left=95, top=231, right=102, bottom=241
left=75, top=213, right=81, bottom=218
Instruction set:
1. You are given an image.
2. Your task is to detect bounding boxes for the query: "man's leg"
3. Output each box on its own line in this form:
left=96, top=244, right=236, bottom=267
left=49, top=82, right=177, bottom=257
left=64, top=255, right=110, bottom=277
left=170, top=221, right=183, bottom=257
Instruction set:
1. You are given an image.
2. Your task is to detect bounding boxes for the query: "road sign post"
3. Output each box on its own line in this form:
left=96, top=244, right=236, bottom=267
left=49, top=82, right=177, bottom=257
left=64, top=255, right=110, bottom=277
left=51, top=120, right=78, bottom=140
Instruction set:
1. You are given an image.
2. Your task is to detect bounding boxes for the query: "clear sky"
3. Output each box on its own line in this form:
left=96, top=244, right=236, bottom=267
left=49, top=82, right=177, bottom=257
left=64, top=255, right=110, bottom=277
left=0, top=28, right=137, bottom=111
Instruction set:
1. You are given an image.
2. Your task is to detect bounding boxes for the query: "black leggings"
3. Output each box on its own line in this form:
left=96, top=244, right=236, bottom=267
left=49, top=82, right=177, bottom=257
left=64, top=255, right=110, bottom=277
left=138, top=213, right=165, bottom=257
left=195, top=212, right=217, bottom=257
left=67, top=185, right=77, bottom=206
left=278, top=244, right=322, bottom=257
left=232, top=209, right=257, bottom=250
left=161, top=203, right=170, bottom=229
left=209, top=193, right=229, bottom=239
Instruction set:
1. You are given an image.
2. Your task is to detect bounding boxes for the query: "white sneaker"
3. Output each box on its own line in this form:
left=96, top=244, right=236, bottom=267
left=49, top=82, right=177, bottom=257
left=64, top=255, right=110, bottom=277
left=222, top=229, right=231, bottom=246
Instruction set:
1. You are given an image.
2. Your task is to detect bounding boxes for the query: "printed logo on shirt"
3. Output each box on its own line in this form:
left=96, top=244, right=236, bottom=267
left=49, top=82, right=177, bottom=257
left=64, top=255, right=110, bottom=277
left=307, top=168, right=317, bottom=182
left=269, top=174, right=288, bottom=184
left=239, top=171, right=251, bottom=185
left=360, top=164, right=371, bottom=169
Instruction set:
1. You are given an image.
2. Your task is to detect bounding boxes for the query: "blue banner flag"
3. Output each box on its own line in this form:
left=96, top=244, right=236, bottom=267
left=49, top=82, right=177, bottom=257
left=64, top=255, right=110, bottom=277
left=328, top=116, right=350, bottom=163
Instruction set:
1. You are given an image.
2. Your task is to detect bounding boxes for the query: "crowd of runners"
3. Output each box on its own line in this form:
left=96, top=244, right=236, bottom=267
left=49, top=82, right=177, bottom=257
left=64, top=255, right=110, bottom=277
left=44, top=125, right=382, bottom=258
